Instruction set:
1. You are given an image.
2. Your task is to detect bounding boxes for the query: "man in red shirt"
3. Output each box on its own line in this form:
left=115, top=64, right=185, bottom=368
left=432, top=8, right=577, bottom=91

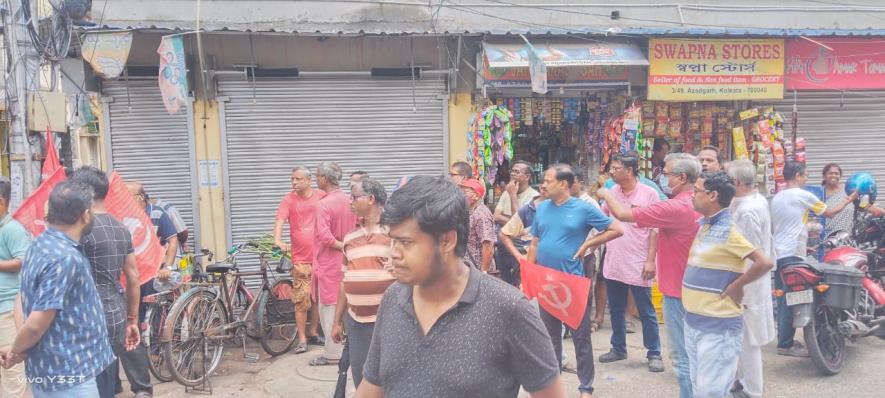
left=311, top=162, right=357, bottom=366
left=597, top=153, right=701, bottom=398
left=274, top=166, right=326, bottom=354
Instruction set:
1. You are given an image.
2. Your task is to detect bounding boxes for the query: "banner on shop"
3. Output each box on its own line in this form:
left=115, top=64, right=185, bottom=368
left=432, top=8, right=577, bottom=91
left=647, top=38, right=785, bottom=101
left=80, top=31, right=133, bottom=79
left=157, top=35, right=188, bottom=115
left=481, top=56, right=630, bottom=87
left=786, top=38, right=885, bottom=90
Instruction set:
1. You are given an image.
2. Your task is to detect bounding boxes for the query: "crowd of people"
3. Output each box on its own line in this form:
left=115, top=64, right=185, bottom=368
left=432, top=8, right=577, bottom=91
left=0, top=148, right=867, bottom=398
left=0, top=167, right=186, bottom=398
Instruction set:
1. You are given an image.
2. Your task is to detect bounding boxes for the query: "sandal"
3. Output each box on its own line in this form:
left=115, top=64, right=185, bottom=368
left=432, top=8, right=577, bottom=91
left=309, top=356, right=339, bottom=366
left=293, top=342, right=308, bottom=354
left=561, top=362, right=578, bottom=374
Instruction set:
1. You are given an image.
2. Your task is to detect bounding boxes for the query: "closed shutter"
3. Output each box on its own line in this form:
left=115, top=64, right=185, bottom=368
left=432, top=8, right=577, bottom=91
left=219, top=76, right=447, bottom=285
left=761, top=90, right=885, bottom=205
left=102, top=79, right=200, bottom=249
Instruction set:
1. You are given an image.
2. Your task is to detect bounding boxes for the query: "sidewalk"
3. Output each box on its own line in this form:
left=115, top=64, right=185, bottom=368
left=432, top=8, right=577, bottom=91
left=140, top=319, right=885, bottom=398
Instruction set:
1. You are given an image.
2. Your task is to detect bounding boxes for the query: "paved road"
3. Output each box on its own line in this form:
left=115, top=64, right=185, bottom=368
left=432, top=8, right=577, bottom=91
left=141, top=321, right=885, bottom=398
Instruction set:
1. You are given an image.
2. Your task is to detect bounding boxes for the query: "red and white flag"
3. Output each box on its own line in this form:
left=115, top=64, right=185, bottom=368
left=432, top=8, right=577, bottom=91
left=13, top=167, right=66, bottom=237
left=41, top=129, right=62, bottom=181
left=520, top=259, right=591, bottom=329
left=105, top=172, right=165, bottom=286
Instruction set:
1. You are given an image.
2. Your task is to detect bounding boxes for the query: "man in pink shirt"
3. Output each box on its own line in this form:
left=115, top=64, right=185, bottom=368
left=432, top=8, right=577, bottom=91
left=311, top=162, right=357, bottom=366
left=597, top=153, right=701, bottom=398
left=597, top=152, right=664, bottom=373
left=273, top=166, right=326, bottom=354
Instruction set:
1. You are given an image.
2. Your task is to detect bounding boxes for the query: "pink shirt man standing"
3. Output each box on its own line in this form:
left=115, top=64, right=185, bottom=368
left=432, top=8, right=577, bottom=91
left=311, top=162, right=357, bottom=366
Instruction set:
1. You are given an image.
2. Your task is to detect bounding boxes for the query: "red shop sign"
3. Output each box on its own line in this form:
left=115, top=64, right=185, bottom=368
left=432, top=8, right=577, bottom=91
left=786, top=38, right=885, bottom=90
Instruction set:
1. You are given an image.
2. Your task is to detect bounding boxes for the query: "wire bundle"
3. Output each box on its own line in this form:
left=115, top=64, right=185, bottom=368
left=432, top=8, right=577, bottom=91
left=20, top=0, right=73, bottom=60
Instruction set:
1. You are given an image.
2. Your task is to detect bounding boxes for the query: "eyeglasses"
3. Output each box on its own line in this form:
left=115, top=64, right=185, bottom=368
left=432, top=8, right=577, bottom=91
left=351, top=194, right=368, bottom=201
left=449, top=173, right=465, bottom=178
left=510, top=169, right=524, bottom=175
left=661, top=171, right=682, bottom=177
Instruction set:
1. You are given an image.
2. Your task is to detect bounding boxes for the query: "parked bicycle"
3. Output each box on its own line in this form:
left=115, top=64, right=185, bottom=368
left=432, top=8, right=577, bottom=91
left=161, top=242, right=297, bottom=387
left=144, top=249, right=215, bottom=382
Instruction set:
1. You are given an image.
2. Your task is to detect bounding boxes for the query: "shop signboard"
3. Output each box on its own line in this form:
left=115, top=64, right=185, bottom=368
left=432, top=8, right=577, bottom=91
left=481, top=56, right=631, bottom=87
left=648, top=38, right=785, bottom=101
left=785, top=38, right=885, bottom=90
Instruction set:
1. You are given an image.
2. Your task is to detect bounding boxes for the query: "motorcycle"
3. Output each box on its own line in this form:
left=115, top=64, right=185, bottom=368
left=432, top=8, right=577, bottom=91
left=778, top=211, right=885, bottom=375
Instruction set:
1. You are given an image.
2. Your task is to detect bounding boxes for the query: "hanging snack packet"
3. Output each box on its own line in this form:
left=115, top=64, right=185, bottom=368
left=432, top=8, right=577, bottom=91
left=732, top=127, right=749, bottom=160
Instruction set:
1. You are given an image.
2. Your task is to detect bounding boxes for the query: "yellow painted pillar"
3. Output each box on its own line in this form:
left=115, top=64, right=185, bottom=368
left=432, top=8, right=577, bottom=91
left=447, top=92, right=473, bottom=165
left=192, top=100, right=228, bottom=256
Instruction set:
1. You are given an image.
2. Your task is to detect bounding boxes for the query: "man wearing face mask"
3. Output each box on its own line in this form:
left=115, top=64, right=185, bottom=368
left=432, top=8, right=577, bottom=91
left=597, top=153, right=702, bottom=398
left=460, top=179, right=496, bottom=273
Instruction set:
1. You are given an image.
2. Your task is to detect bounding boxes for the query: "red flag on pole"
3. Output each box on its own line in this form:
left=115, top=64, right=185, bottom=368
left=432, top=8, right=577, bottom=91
left=13, top=167, right=67, bottom=237
left=41, top=129, right=62, bottom=181
left=519, top=259, right=591, bottom=329
left=105, top=172, right=165, bottom=286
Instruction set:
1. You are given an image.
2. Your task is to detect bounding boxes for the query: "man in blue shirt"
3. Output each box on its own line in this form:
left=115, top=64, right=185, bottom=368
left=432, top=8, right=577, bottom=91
left=0, top=180, right=31, bottom=397
left=2, top=181, right=115, bottom=397
left=529, top=164, right=623, bottom=398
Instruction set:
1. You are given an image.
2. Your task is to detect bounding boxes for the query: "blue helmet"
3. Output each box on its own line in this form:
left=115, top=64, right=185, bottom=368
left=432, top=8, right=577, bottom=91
left=845, top=172, right=877, bottom=205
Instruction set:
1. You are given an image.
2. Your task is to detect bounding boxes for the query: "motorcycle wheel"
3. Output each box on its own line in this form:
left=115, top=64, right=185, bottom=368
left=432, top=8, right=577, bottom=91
left=804, top=304, right=846, bottom=375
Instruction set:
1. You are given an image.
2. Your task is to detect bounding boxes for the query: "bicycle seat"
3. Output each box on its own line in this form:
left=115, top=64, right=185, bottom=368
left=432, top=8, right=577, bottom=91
left=206, top=264, right=235, bottom=274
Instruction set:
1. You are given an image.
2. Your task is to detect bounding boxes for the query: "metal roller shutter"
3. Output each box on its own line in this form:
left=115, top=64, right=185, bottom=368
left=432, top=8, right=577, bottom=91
left=102, top=79, right=200, bottom=250
left=761, top=90, right=885, bottom=205
left=219, top=76, right=447, bottom=286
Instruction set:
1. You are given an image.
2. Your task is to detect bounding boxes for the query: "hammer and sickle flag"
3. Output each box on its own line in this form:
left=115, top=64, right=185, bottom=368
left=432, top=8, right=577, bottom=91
left=520, top=259, right=591, bottom=329
left=105, top=172, right=164, bottom=287
left=13, top=167, right=66, bottom=238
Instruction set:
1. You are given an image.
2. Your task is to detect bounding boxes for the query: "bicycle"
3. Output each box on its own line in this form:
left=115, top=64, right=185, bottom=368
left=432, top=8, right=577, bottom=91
left=143, top=249, right=215, bottom=382
left=161, top=242, right=297, bottom=387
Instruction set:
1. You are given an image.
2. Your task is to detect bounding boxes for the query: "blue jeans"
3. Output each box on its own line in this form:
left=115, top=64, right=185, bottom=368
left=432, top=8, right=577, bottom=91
left=664, top=296, right=692, bottom=398
left=606, top=279, right=661, bottom=357
left=775, top=256, right=804, bottom=349
left=684, top=323, right=743, bottom=398
left=33, top=377, right=99, bottom=398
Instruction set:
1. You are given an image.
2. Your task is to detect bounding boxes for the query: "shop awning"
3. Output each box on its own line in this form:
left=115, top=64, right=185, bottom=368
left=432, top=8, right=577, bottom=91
left=483, top=41, right=649, bottom=68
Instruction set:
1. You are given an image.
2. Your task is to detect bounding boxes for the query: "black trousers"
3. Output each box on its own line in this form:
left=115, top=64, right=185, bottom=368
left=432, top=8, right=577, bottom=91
left=539, top=290, right=595, bottom=394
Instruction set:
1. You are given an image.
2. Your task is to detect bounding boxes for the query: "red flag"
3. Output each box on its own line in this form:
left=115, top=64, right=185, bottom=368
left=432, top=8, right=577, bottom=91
left=520, top=259, right=591, bottom=329
left=41, top=129, right=62, bottom=181
left=105, top=172, right=164, bottom=286
left=13, top=167, right=67, bottom=237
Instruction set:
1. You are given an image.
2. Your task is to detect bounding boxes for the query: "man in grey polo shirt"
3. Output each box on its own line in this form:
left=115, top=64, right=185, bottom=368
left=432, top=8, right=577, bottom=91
left=354, top=176, right=565, bottom=398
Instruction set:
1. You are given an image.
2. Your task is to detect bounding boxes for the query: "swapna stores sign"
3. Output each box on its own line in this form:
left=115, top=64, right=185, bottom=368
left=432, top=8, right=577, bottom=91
left=648, top=39, right=785, bottom=101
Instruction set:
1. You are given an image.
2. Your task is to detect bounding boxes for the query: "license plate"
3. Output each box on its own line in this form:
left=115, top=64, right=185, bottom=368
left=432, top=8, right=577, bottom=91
left=786, top=289, right=814, bottom=306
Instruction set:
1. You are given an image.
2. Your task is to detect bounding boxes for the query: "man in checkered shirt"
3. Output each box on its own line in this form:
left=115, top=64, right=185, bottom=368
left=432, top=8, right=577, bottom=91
left=73, top=167, right=147, bottom=398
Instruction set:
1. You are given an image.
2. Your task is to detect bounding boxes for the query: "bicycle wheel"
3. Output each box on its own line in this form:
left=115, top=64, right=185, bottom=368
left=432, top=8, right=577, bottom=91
left=257, top=280, right=298, bottom=356
left=145, top=296, right=174, bottom=382
left=163, top=289, right=228, bottom=387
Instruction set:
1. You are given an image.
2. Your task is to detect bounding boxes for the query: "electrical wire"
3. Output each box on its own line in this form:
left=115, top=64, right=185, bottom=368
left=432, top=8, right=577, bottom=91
left=20, top=0, right=73, bottom=60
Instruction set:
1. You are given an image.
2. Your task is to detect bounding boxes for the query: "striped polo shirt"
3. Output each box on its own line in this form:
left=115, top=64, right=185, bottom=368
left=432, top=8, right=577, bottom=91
left=683, top=209, right=756, bottom=333
left=342, top=224, right=395, bottom=323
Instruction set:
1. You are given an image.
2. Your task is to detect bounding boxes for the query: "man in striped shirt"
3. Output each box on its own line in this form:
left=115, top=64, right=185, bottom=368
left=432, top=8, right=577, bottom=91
left=684, top=171, right=773, bottom=398
left=331, top=178, right=394, bottom=388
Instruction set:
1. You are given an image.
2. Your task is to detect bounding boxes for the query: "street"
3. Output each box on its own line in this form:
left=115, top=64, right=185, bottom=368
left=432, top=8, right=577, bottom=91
left=139, top=320, right=885, bottom=398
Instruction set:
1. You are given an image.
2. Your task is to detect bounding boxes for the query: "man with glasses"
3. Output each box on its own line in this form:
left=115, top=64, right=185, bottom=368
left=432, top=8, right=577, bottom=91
left=597, top=153, right=702, bottom=398
left=460, top=179, right=496, bottom=273
left=494, top=161, right=538, bottom=285
left=449, top=161, right=473, bottom=185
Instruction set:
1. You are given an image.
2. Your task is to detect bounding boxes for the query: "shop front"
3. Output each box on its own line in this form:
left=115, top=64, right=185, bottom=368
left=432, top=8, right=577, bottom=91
left=217, top=72, right=448, bottom=280
left=645, top=38, right=788, bottom=196
left=468, top=40, right=648, bottom=199
left=761, top=38, right=885, bottom=198
left=101, top=77, right=201, bottom=248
